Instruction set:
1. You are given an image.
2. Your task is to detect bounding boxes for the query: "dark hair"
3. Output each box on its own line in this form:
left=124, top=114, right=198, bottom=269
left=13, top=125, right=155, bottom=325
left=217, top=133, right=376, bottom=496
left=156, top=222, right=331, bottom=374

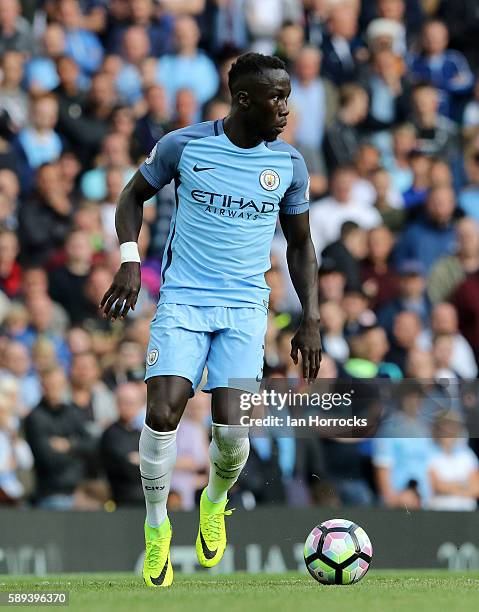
left=340, top=220, right=360, bottom=238
left=228, top=53, right=286, bottom=94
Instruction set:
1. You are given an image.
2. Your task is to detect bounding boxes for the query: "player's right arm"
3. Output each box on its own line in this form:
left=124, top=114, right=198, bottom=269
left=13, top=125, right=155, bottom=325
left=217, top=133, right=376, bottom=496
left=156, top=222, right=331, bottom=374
left=100, top=172, right=158, bottom=321
left=100, top=130, right=185, bottom=321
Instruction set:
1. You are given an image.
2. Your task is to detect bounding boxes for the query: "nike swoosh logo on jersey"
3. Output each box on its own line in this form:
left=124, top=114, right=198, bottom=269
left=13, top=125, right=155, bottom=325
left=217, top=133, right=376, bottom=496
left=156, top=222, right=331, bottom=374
left=193, top=164, right=215, bottom=172
left=149, top=556, right=169, bottom=585
left=200, top=528, right=218, bottom=559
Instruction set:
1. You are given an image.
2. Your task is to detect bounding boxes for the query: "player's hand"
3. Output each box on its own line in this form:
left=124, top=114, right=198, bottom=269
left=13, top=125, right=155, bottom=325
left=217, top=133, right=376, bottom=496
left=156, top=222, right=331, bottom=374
left=290, top=319, right=322, bottom=383
left=99, top=262, right=141, bottom=321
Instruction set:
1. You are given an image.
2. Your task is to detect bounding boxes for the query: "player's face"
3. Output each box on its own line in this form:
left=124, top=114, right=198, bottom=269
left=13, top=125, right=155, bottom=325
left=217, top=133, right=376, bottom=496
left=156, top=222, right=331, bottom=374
left=248, top=69, right=291, bottom=142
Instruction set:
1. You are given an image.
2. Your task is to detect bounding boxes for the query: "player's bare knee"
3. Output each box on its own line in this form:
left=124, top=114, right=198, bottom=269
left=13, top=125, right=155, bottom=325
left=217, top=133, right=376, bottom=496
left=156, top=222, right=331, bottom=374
left=146, top=401, right=181, bottom=432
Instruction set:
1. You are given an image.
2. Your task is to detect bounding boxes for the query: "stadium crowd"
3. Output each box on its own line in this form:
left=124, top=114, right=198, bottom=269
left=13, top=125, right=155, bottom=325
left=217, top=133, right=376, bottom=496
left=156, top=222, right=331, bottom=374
left=1, top=0, right=479, bottom=513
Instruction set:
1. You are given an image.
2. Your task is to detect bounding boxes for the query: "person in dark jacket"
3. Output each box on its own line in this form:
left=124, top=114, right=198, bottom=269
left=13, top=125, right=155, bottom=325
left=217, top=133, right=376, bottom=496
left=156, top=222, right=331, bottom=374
left=100, top=382, right=145, bottom=507
left=323, top=83, right=369, bottom=172
left=17, top=162, right=73, bottom=266
left=24, top=365, right=96, bottom=509
left=321, top=221, right=367, bottom=292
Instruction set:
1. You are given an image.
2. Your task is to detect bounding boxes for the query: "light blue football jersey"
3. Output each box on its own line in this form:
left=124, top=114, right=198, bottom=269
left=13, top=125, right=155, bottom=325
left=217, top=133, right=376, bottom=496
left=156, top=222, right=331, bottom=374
left=139, top=119, right=310, bottom=310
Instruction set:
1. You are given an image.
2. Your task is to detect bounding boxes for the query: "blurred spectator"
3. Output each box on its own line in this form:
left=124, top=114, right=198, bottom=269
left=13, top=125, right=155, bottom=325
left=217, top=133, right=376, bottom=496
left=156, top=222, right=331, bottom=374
left=24, top=365, right=96, bottom=509
left=360, top=0, right=423, bottom=47
left=321, top=221, right=367, bottom=290
left=437, top=0, right=479, bottom=72
left=366, top=49, right=410, bottom=132
left=116, top=26, right=153, bottom=105
left=321, top=0, right=364, bottom=86
left=275, top=21, right=305, bottom=72
left=361, top=225, right=399, bottom=309
left=428, top=413, right=479, bottom=511
left=410, top=82, right=458, bottom=160
left=365, top=17, right=405, bottom=57
left=394, top=186, right=456, bottom=272
left=24, top=24, right=65, bottom=94
left=409, top=19, right=473, bottom=119
left=0, top=0, right=35, bottom=57
left=18, top=162, right=73, bottom=265
left=80, top=132, right=134, bottom=201
left=418, top=303, right=477, bottom=379
left=69, top=351, right=117, bottom=436
left=0, top=229, right=21, bottom=299
left=13, top=95, right=63, bottom=195
left=290, top=45, right=337, bottom=152
left=401, top=149, right=431, bottom=210
left=125, top=0, right=174, bottom=57
left=462, top=79, right=479, bottom=138
left=458, top=153, right=479, bottom=221
left=361, top=323, right=402, bottom=378
left=353, top=143, right=403, bottom=208
left=319, top=300, right=349, bottom=363
left=20, top=266, right=70, bottom=335
left=323, top=83, right=369, bottom=171
left=378, top=260, right=430, bottom=336
left=1, top=340, right=41, bottom=413
left=310, top=166, right=381, bottom=256
left=370, top=168, right=405, bottom=232
left=280, top=107, right=328, bottom=199
left=244, top=0, right=302, bottom=55
left=134, top=84, right=169, bottom=155
left=48, top=230, right=94, bottom=325
left=54, top=56, right=95, bottom=162
left=100, top=382, right=145, bottom=506
left=428, top=217, right=479, bottom=303
left=384, top=123, right=415, bottom=193
left=58, top=0, right=105, bottom=77
left=342, top=288, right=371, bottom=338
left=318, top=258, right=347, bottom=304
left=157, top=15, right=219, bottom=111
left=0, top=392, right=33, bottom=504
left=102, top=339, right=145, bottom=390
left=21, top=293, right=71, bottom=370
left=373, top=383, right=435, bottom=508
left=169, top=88, right=199, bottom=131
left=0, top=51, right=29, bottom=135
left=386, top=311, right=422, bottom=373
left=431, top=332, right=457, bottom=379
left=452, top=268, right=479, bottom=365
left=170, top=393, right=209, bottom=510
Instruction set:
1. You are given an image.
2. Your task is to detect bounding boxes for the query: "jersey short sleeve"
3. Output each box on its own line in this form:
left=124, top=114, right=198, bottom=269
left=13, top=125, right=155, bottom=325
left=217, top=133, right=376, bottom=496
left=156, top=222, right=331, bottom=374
left=280, top=150, right=310, bottom=215
left=139, top=130, right=184, bottom=190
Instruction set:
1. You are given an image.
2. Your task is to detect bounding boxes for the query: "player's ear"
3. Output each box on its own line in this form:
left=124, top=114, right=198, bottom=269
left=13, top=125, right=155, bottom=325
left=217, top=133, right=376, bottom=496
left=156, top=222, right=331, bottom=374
left=237, top=90, right=250, bottom=110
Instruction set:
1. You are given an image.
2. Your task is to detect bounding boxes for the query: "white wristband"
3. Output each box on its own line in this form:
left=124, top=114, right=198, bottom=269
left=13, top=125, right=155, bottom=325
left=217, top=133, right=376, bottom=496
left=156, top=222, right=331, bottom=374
left=120, top=242, right=141, bottom=264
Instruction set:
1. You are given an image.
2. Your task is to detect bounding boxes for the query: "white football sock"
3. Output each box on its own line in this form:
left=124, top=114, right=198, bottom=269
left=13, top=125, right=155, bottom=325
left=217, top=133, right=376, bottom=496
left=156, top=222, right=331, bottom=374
left=139, top=423, right=177, bottom=527
left=206, top=423, right=250, bottom=503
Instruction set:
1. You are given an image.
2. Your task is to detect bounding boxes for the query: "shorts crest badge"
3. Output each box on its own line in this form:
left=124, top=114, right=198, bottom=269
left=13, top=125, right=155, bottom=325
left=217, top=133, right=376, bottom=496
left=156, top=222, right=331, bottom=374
left=147, top=348, right=159, bottom=366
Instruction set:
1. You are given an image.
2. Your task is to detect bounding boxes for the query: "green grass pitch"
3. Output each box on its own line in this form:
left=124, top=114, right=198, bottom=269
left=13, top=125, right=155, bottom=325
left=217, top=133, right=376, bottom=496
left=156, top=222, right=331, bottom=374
left=1, top=571, right=478, bottom=612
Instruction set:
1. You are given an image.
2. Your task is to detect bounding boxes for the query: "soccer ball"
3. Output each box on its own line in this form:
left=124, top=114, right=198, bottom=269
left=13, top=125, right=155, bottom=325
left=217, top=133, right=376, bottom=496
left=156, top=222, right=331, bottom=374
left=304, top=518, right=373, bottom=585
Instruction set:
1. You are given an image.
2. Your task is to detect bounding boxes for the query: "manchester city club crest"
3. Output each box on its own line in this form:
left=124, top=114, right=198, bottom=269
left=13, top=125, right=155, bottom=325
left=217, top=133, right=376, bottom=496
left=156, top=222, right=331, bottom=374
left=259, top=169, right=280, bottom=191
left=146, top=348, right=159, bottom=366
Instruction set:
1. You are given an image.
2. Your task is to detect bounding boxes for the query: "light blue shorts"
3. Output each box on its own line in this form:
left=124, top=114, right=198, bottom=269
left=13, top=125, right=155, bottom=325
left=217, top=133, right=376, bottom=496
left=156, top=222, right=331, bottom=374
left=145, top=303, right=267, bottom=393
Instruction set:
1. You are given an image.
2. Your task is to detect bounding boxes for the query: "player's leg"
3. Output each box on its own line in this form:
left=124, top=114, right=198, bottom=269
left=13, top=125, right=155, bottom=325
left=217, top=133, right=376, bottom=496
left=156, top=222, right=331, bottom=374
left=196, top=307, right=266, bottom=568
left=141, top=303, right=210, bottom=587
left=141, top=375, right=191, bottom=587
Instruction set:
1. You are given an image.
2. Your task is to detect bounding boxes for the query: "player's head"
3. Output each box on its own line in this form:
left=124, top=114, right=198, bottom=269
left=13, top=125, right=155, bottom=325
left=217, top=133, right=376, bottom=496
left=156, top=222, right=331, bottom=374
left=228, top=52, right=290, bottom=142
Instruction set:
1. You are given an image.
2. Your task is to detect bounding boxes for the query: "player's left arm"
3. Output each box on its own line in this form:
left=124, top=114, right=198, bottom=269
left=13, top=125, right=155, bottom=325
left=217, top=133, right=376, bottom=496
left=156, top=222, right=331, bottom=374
left=279, top=150, right=321, bottom=382
left=280, top=210, right=322, bottom=382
